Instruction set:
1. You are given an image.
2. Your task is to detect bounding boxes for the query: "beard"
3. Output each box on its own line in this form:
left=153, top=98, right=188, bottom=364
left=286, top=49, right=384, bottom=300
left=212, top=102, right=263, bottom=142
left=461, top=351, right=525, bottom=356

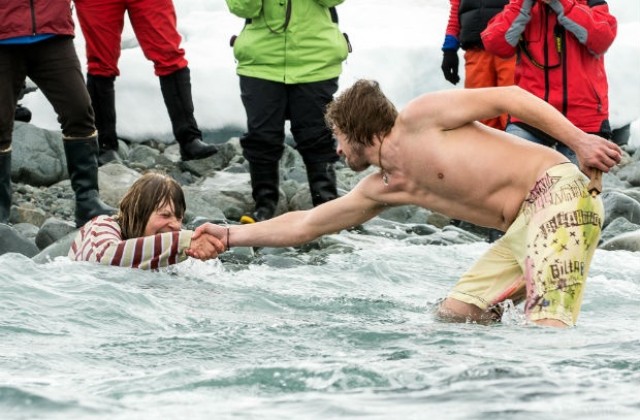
left=344, top=142, right=370, bottom=172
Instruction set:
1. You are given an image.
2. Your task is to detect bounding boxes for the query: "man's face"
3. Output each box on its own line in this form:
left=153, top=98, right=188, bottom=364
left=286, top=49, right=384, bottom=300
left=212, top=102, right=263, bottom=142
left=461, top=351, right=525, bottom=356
left=334, top=129, right=370, bottom=172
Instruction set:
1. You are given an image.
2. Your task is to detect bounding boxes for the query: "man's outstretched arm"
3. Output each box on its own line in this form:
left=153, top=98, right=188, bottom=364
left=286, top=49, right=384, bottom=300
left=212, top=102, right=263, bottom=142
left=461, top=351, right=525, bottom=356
left=194, top=176, right=387, bottom=249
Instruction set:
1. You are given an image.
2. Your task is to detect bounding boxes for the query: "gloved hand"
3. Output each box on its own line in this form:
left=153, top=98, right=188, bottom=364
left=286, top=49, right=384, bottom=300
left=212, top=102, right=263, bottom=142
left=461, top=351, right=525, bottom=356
left=441, top=50, right=460, bottom=85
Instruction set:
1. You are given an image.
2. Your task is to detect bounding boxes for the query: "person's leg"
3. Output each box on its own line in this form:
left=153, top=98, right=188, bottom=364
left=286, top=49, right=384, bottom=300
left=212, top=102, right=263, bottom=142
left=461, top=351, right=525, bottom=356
left=26, top=37, right=114, bottom=226
left=86, top=74, right=120, bottom=164
left=439, top=224, right=527, bottom=324
left=239, top=76, right=287, bottom=222
left=131, top=0, right=216, bottom=158
left=158, top=67, right=217, bottom=160
left=288, top=79, right=339, bottom=206
left=522, top=164, right=603, bottom=327
left=128, top=0, right=187, bottom=77
left=75, top=0, right=125, bottom=163
left=0, top=46, right=25, bottom=147
left=128, top=0, right=214, bottom=159
left=463, top=49, right=504, bottom=130
left=75, top=0, right=125, bottom=77
left=0, top=46, right=26, bottom=223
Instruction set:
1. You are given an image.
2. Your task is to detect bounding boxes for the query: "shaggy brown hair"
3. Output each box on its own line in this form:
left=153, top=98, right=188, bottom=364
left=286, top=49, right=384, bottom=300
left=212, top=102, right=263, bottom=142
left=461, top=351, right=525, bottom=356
left=325, top=79, right=398, bottom=147
left=115, top=172, right=186, bottom=239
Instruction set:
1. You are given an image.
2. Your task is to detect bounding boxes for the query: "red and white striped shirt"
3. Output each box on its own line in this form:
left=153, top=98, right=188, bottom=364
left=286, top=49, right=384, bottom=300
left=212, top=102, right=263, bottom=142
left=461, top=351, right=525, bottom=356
left=68, top=215, right=193, bottom=270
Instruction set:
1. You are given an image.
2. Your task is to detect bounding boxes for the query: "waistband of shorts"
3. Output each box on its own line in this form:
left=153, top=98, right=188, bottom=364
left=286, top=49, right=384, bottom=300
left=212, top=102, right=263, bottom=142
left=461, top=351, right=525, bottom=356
left=525, top=162, right=583, bottom=199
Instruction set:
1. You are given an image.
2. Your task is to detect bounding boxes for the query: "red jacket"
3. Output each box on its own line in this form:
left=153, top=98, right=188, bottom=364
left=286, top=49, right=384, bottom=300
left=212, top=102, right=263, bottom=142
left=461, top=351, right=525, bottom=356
left=0, top=0, right=75, bottom=41
left=481, top=0, right=617, bottom=133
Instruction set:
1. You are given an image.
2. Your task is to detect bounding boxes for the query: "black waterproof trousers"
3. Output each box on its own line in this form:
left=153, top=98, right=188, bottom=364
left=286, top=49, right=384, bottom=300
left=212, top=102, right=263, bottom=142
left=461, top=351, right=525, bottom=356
left=0, top=36, right=95, bottom=150
left=238, top=76, right=339, bottom=165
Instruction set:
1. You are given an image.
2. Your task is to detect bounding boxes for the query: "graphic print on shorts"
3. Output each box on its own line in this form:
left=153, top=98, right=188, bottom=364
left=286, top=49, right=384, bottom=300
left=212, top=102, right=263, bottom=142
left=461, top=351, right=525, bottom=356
left=521, top=171, right=602, bottom=324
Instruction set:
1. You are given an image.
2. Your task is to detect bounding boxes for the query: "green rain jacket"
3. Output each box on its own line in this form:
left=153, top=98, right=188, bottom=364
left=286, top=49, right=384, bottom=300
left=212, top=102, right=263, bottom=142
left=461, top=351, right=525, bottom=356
left=226, top=0, right=350, bottom=84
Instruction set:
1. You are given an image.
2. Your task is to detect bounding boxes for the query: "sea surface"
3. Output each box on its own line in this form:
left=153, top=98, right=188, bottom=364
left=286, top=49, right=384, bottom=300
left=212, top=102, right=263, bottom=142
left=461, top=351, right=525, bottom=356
left=1, top=228, right=639, bottom=419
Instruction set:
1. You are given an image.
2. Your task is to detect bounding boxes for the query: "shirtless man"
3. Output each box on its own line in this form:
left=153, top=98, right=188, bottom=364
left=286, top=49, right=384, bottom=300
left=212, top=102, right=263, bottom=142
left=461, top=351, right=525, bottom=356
left=196, top=80, right=622, bottom=327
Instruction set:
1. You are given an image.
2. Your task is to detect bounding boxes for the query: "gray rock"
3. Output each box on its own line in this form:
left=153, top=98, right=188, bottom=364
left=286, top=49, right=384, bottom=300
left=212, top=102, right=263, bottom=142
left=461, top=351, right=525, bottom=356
left=32, top=231, right=77, bottom=264
left=11, top=122, right=67, bottom=186
left=602, top=190, right=640, bottom=228
left=97, top=163, right=142, bottom=207
left=10, top=202, right=47, bottom=226
left=12, top=223, right=40, bottom=243
left=600, top=216, right=640, bottom=244
left=35, top=218, right=76, bottom=250
left=614, top=159, right=640, bottom=187
left=0, top=223, right=39, bottom=257
left=184, top=172, right=265, bottom=221
left=127, top=144, right=160, bottom=170
left=601, top=229, right=640, bottom=252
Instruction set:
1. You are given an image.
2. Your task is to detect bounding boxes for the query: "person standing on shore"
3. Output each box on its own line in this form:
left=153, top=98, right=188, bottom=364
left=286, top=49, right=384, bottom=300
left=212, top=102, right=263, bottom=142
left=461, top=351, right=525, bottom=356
left=0, top=0, right=114, bottom=226
left=481, top=0, right=617, bottom=163
left=225, top=0, right=351, bottom=223
left=74, top=0, right=218, bottom=165
left=441, top=0, right=515, bottom=130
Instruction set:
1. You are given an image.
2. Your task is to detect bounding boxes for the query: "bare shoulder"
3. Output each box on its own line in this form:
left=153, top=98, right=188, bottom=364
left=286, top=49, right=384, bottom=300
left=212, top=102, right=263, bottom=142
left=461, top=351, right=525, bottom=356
left=399, top=90, right=458, bottom=132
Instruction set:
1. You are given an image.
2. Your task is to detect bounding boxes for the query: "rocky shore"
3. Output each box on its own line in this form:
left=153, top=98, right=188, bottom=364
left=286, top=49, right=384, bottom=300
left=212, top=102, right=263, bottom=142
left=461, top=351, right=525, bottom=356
left=2, top=121, right=640, bottom=262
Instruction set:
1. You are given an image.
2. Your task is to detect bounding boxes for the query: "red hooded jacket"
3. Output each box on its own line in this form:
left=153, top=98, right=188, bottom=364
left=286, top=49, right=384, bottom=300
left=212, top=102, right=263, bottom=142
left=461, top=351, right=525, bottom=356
left=481, top=0, right=617, bottom=134
left=0, top=0, right=75, bottom=41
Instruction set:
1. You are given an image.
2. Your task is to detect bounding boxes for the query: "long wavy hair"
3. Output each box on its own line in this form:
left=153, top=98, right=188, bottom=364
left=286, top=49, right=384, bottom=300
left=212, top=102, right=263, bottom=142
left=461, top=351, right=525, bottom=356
left=115, top=172, right=186, bottom=239
left=325, top=79, right=398, bottom=147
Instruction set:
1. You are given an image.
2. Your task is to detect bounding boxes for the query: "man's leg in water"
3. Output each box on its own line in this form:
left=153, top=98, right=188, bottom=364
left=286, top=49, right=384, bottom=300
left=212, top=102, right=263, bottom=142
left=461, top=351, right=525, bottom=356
left=437, top=227, right=527, bottom=324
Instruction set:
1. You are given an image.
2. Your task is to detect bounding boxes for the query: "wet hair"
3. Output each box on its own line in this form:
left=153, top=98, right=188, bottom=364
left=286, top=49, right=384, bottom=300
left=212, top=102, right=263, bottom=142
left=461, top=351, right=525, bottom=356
left=325, top=79, right=398, bottom=147
left=115, top=172, right=186, bottom=239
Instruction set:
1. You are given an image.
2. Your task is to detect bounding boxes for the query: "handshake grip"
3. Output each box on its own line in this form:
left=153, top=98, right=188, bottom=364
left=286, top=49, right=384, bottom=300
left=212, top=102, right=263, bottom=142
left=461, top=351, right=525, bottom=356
left=441, top=50, right=460, bottom=85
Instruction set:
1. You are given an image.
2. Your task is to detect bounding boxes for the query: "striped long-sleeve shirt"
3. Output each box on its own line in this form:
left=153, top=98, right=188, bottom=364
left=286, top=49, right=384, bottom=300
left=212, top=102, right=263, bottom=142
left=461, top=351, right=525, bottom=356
left=68, top=215, right=193, bottom=270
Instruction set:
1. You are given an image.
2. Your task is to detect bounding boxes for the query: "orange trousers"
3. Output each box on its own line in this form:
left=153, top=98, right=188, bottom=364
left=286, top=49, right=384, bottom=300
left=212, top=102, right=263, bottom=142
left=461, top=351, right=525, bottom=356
left=464, top=49, right=516, bottom=131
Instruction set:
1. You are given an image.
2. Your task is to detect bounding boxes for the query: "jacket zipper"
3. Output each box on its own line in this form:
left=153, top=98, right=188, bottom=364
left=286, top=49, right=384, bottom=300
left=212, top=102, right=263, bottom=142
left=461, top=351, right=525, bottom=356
left=30, top=0, right=37, bottom=35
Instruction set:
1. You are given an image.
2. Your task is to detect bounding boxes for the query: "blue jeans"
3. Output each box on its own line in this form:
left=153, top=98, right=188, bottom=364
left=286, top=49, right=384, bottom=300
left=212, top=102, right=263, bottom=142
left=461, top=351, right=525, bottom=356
left=506, top=123, right=577, bottom=165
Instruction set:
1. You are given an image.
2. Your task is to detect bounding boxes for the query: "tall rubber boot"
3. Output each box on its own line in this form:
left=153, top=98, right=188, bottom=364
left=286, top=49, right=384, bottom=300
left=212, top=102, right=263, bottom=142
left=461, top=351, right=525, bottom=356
left=86, top=74, right=121, bottom=165
left=0, top=149, right=11, bottom=224
left=240, top=162, right=280, bottom=224
left=305, top=161, right=338, bottom=206
left=63, top=134, right=116, bottom=227
left=159, top=67, right=217, bottom=161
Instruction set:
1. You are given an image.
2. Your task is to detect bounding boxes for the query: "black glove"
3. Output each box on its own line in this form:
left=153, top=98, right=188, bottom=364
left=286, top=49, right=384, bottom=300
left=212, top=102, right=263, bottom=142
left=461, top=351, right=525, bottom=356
left=441, top=50, right=460, bottom=85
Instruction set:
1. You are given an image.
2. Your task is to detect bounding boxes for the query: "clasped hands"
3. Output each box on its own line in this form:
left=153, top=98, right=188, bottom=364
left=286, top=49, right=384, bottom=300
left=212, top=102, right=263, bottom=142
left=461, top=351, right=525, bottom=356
left=185, top=223, right=229, bottom=261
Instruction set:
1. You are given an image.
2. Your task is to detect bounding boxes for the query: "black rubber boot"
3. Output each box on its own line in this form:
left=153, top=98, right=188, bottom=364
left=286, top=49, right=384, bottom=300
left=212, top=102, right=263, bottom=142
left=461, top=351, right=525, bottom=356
left=63, top=134, right=116, bottom=227
left=305, top=161, right=338, bottom=206
left=0, top=150, right=11, bottom=224
left=159, top=67, right=217, bottom=161
left=241, top=162, right=280, bottom=224
left=86, top=74, right=122, bottom=165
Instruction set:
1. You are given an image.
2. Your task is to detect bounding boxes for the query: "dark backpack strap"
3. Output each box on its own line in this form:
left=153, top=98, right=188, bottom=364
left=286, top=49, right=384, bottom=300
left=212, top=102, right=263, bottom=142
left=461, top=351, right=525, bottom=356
left=329, top=7, right=338, bottom=23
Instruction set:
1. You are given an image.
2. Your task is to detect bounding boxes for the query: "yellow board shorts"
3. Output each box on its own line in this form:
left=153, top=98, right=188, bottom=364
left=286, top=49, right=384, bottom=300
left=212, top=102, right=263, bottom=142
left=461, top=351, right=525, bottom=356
left=448, top=163, right=604, bottom=326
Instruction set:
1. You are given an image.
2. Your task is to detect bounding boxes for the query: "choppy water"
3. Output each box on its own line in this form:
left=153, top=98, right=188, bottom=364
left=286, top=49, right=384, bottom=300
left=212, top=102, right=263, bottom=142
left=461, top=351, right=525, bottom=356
left=1, top=228, right=639, bottom=419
